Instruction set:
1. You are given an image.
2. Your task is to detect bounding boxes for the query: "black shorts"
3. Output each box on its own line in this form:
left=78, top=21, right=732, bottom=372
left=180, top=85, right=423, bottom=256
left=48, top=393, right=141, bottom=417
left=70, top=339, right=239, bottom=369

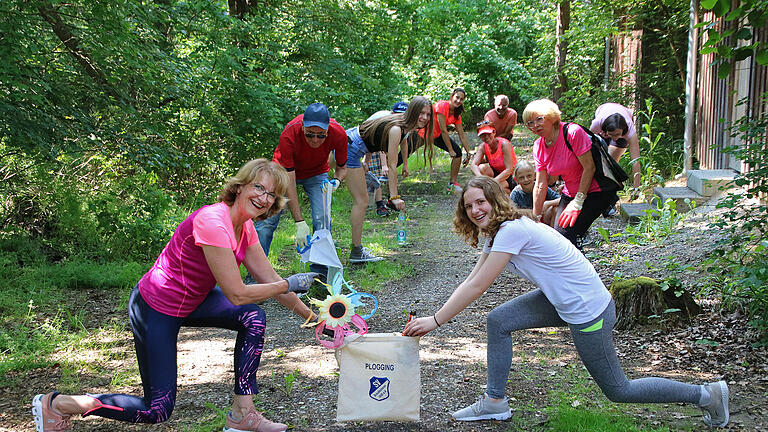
left=434, top=133, right=462, bottom=158
left=492, top=168, right=517, bottom=190
left=609, top=138, right=628, bottom=149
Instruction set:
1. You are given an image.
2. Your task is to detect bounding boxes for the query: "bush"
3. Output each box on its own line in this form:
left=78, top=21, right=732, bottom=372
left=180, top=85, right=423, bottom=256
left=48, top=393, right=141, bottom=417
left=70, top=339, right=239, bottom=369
left=707, top=94, right=768, bottom=343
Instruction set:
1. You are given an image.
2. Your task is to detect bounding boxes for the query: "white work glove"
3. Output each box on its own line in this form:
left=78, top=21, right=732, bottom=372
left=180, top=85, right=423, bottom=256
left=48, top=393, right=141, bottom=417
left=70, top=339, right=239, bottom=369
left=322, top=178, right=340, bottom=193
left=295, top=220, right=311, bottom=248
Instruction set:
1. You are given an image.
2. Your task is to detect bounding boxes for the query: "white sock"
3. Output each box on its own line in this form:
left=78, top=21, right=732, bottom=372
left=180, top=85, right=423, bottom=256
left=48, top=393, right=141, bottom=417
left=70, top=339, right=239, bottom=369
left=698, top=384, right=711, bottom=406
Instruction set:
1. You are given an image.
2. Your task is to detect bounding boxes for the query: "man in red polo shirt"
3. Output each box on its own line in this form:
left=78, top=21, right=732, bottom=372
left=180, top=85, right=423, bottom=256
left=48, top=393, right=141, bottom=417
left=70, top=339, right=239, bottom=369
left=254, top=103, right=347, bottom=276
left=483, top=95, right=517, bottom=140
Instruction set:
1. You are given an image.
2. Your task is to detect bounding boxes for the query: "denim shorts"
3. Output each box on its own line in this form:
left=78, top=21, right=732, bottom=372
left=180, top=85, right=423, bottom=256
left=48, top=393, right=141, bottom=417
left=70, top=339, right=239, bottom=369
left=346, top=126, right=369, bottom=169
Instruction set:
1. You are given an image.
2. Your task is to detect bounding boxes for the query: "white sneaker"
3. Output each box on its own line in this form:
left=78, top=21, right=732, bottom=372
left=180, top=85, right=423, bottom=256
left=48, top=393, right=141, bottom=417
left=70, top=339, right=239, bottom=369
left=451, top=394, right=511, bottom=421
left=700, top=380, right=729, bottom=427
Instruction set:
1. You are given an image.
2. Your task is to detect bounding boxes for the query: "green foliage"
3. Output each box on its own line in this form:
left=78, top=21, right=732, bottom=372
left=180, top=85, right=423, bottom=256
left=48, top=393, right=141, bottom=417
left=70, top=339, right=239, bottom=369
left=0, top=247, right=145, bottom=374
left=698, top=0, right=768, bottom=72
left=622, top=198, right=692, bottom=246
left=707, top=94, right=768, bottom=342
left=634, top=100, right=684, bottom=185
left=282, top=368, right=300, bottom=396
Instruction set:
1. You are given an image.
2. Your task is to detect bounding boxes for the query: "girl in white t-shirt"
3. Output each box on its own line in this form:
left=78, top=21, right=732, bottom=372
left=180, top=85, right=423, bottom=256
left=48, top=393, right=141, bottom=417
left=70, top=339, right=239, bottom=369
left=403, top=176, right=729, bottom=428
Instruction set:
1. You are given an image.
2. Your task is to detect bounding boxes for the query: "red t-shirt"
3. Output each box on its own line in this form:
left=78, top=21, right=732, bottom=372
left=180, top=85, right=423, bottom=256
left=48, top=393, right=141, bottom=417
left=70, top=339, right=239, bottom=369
left=484, top=108, right=517, bottom=136
left=419, top=100, right=461, bottom=139
left=272, top=114, right=348, bottom=180
left=533, top=123, right=600, bottom=197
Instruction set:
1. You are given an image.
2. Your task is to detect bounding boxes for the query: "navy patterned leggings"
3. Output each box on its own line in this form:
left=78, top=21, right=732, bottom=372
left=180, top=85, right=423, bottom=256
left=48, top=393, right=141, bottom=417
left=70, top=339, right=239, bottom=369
left=84, top=284, right=265, bottom=423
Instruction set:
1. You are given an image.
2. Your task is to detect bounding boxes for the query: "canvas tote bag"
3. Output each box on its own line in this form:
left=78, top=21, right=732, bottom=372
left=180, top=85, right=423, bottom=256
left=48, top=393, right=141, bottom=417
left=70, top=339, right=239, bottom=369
left=335, top=333, right=420, bottom=421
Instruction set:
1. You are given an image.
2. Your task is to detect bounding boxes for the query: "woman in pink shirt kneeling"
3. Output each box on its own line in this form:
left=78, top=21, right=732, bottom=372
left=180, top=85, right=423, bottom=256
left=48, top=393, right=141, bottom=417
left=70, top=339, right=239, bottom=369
left=523, top=99, right=618, bottom=249
left=32, top=159, right=317, bottom=432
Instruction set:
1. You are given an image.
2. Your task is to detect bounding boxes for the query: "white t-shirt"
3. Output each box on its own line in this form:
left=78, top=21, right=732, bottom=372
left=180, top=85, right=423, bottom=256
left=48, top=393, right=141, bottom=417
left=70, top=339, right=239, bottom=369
left=482, top=218, right=612, bottom=324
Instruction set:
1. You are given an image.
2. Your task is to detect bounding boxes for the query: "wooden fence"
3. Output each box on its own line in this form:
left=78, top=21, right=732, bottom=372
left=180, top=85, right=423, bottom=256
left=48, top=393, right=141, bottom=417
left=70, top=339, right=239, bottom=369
left=696, top=11, right=767, bottom=172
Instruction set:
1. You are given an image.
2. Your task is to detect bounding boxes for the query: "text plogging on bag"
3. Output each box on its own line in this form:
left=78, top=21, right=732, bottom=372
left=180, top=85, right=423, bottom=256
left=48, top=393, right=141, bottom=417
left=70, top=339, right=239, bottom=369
left=365, top=362, right=395, bottom=371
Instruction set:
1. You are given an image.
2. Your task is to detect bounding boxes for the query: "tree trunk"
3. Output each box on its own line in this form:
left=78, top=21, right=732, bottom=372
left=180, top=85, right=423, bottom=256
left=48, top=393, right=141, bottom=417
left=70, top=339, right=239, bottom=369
left=609, top=276, right=701, bottom=330
left=553, top=0, right=570, bottom=102
left=228, top=0, right=255, bottom=19
left=36, top=4, right=122, bottom=100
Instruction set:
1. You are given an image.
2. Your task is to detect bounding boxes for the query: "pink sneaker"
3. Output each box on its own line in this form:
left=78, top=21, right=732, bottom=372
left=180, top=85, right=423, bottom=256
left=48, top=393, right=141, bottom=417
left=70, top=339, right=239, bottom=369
left=32, top=393, right=71, bottom=432
left=223, top=408, right=287, bottom=432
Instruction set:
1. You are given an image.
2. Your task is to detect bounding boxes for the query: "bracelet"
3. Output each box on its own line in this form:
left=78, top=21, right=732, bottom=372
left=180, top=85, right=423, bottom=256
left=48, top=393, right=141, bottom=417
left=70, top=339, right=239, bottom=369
left=433, top=315, right=441, bottom=327
left=294, top=219, right=304, bottom=223
left=390, top=195, right=401, bottom=200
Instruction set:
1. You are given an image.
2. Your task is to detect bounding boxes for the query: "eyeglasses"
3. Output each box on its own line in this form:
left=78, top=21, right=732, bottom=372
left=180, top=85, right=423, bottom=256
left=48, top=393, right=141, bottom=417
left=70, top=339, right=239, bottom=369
left=304, top=132, right=327, bottom=139
left=252, top=183, right=276, bottom=201
left=525, top=116, right=546, bottom=129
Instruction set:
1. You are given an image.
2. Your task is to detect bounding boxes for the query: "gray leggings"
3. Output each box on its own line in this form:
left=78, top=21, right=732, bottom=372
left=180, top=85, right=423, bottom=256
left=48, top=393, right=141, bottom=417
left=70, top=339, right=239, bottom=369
left=486, top=289, right=702, bottom=404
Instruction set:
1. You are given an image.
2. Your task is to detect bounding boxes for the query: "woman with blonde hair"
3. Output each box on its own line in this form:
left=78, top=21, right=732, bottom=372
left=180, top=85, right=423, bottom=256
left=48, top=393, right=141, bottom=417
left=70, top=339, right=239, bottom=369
left=32, top=159, right=318, bottom=432
left=522, top=98, right=617, bottom=248
left=404, top=176, right=729, bottom=428
left=345, top=96, right=434, bottom=263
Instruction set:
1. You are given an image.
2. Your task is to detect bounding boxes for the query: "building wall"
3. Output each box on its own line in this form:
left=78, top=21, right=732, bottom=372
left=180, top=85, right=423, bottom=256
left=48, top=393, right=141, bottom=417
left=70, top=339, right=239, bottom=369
left=696, top=11, right=767, bottom=172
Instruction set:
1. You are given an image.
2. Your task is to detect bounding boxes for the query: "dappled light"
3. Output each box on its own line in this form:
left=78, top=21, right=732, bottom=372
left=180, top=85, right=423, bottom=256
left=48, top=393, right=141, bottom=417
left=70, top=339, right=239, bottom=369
left=3, top=0, right=767, bottom=430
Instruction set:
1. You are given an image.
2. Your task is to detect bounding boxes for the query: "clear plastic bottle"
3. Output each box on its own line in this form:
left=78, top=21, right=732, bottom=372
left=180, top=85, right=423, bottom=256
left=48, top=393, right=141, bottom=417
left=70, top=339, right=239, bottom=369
left=396, top=212, right=407, bottom=245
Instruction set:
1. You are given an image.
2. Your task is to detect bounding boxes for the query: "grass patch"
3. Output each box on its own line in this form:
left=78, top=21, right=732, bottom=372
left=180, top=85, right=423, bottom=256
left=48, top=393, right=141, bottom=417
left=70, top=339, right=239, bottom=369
left=503, top=348, right=696, bottom=432
left=181, top=402, right=228, bottom=432
left=0, top=255, right=146, bottom=375
left=545, top=401, right=671, bottom=432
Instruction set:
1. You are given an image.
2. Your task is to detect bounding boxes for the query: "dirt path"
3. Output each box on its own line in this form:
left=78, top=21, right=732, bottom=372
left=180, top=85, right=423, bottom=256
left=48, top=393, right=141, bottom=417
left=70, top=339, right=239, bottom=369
left=5, top=149, right=768, bottom=431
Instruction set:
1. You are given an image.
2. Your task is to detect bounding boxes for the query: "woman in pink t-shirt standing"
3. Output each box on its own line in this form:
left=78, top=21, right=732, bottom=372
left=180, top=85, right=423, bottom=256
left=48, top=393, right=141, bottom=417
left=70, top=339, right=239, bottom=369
left=32, top=159, right=318, bottom=432
left=523, top=99, right=619, bottom=249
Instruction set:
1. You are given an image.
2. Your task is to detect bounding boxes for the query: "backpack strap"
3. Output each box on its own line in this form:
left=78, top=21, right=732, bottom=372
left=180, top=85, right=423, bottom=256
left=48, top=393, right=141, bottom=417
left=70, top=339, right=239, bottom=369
left=561, top=122, right=576, bottom=153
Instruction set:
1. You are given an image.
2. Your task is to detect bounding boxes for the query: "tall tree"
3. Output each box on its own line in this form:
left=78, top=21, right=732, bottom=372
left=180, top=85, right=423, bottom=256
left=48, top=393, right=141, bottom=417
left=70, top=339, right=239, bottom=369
left=554, top=0, right=570, bottom=101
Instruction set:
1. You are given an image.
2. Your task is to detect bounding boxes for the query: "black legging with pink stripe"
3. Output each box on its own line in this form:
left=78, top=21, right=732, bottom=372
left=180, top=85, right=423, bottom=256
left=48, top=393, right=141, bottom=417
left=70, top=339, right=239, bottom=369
left=84, top=284, right=265, bottom=423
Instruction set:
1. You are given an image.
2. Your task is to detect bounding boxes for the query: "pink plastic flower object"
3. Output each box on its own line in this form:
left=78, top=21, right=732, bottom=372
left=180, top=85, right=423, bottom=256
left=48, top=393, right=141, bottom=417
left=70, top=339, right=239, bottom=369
left=314, top=314, right=368, bottom=349
left=305, top=273, right=373, bottom=349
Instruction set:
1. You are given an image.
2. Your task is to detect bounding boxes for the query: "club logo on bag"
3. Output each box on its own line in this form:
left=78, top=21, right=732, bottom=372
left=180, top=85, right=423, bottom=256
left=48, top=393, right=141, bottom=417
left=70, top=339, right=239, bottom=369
left=369, top=376, right=390, bottom=401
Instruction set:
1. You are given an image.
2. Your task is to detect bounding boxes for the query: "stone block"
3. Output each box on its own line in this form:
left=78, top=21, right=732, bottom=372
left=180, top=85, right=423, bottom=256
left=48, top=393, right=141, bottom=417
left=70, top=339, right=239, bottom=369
left=687, top=169, right=737, bottom=196
left=652, top=187, right=706, bottom=212
left=619, top=202, right=655, bottom=224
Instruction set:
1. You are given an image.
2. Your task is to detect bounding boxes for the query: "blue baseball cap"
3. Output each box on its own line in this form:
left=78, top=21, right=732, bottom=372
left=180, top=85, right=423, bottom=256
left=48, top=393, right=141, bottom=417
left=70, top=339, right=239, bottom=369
left=392, top=101, right=409, bottom=113
left=303, top=103, right=330, bottom=129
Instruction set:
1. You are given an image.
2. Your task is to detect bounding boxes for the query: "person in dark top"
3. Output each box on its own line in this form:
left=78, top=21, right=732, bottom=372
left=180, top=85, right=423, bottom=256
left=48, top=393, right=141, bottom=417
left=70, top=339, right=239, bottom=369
left=509, top=160, right=560, bottom=227
left=345, top=96, right=434, bottom=263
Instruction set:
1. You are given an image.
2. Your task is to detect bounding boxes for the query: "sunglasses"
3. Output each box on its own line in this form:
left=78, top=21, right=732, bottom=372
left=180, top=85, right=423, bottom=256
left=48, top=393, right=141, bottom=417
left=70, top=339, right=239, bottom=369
left=525, top=116, right=546, bottom=129
left=304, top=132, right=328, bottom=139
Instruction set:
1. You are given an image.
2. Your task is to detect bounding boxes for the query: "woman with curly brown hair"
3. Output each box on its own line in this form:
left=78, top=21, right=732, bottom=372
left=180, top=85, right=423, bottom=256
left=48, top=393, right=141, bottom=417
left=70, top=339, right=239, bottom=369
left=404, top=176, right=729, bottom=428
